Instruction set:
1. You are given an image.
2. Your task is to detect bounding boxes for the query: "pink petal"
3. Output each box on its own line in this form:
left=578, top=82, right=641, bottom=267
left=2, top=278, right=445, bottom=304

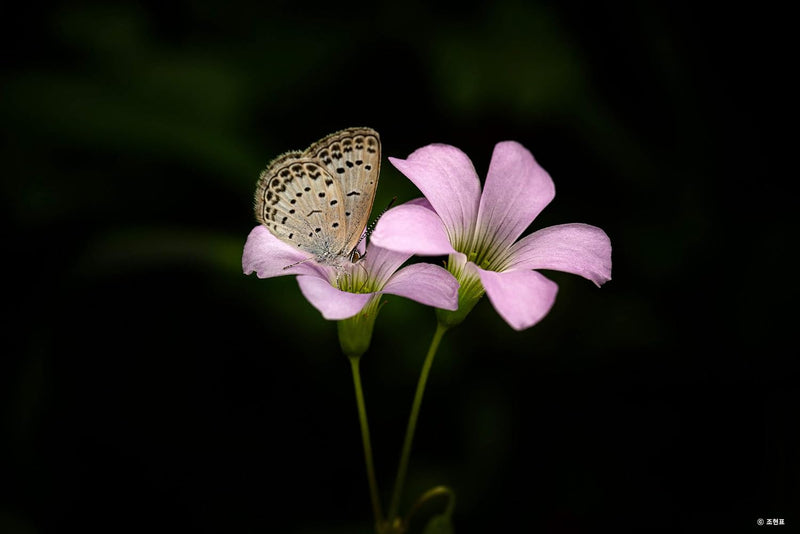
left=370, top=202, right=456, bottom=256
left=296, top=275, right=374, bottom=320
left=362, top=242, right=413, bottom=287
left=404, top=197, right=435, bottom=209
left=381, top=263, right=459, bottom=310
left=477, top=268, right=559, bottom=331
left=476, top=141, right=556, bottom=249
left=242, top=225, right=327, bottom=278
left=389, top=144, right=481, bottom=238
left=507, top=223, right=612, bottom=287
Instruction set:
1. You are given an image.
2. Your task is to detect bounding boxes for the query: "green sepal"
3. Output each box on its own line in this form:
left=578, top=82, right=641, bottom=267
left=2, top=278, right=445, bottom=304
left=436, top=254, right=485, bottom=329
left=405, top=485, right=456, bottom=534
left=337, top=295, right=382, bottom=358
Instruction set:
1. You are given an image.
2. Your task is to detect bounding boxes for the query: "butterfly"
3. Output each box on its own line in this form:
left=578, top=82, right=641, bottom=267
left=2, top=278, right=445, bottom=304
left=254, top=127, right=381, bottom=270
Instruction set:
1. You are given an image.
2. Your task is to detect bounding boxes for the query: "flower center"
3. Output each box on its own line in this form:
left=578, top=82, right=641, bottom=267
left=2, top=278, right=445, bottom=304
left=451, top=221, right=512, bottom=272
left=466, top=250, right=491, bottom=271
left=460, top=238, right=510, bottom=272
left=334, top=265, right=375, bottom=294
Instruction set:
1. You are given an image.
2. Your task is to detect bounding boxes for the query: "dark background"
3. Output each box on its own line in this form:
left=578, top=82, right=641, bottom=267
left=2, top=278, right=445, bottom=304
left=2, top=2, right=796, bottom=533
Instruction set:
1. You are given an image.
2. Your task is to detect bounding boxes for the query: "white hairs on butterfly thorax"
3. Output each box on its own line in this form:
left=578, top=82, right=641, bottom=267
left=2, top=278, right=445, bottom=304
left=280, top=215, right=363, bottom=270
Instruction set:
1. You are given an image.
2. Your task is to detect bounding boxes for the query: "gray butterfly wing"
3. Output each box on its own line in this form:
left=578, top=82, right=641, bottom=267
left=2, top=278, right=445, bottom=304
left=254, top=152, right=350, bottom=260
left=304, top=127, right=381, bottom=254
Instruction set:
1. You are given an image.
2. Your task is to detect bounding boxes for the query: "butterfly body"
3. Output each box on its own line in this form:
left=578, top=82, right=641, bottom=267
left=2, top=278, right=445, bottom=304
left=254, top=127, right=381, bottom=269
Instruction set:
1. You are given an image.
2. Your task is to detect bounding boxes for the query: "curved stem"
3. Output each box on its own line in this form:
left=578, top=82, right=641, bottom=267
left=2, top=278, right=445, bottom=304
left=349, top=355, right=384, bottom=528
left=405, top=485, right=456, bottom=525
left=387, top=323, right=448, bottom=522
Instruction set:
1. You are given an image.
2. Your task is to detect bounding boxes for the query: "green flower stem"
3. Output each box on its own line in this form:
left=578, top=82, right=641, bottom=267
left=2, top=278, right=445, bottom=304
left=349, top=355, right=385, bottom=529
left=387, top=322, right=449, bottom=522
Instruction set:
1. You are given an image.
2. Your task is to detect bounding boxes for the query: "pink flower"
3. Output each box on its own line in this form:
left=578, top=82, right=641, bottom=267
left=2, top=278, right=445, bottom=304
left=370, top=141, right=612, bottom=330
left=242, top=225, right=459, bottom=320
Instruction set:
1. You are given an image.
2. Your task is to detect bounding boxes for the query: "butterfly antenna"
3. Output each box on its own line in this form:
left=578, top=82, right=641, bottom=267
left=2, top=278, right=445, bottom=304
left=283, top=256, right=315, bottom=270
left=358, top=196, right=397, bottom=246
